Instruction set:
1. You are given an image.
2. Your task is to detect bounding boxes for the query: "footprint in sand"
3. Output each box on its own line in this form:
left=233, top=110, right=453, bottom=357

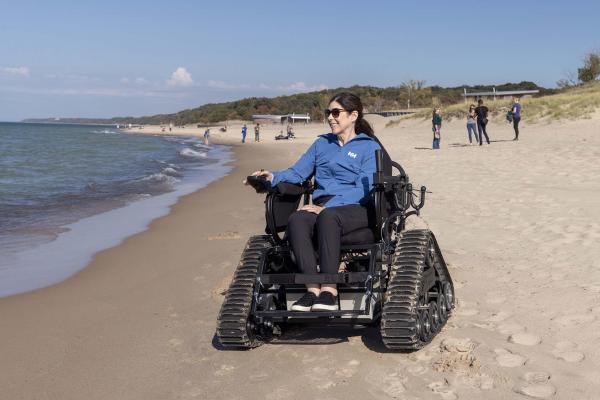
left=508, top=332, right=542, bottom=346
left=514, top=384, right=556, bottom=399
left=523, top=371, right=551, bottom=384
left=433, top=338, right=478, bottom=375
left=407, top=365, right=428, bottom=376
left=428, top=380, right=458, bottom=400
left=379, top=372, right=407, bottom=397
left=551, top=341, right=585, bottom=363
left=494, top=348, right=528, bottom=367
left=478, top=374, right=495, bottom=390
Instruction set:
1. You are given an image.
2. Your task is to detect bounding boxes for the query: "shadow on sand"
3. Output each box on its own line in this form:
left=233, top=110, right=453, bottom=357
left=212, top=325, right=409, bottom=354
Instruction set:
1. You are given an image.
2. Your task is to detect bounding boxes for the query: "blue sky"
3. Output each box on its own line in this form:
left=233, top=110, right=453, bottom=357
left=1, top=0, right=599, bottom=121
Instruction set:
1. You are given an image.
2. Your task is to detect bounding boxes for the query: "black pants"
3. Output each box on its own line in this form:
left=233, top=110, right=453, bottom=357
left=477, top=120, right=490, bottom=144
left=287, top=205, right=371, bottom=274
left=513, top=117, right=521, bottom=139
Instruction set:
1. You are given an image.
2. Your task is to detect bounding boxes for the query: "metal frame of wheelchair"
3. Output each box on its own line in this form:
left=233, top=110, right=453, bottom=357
left=216, top=150, right=454, bottom=350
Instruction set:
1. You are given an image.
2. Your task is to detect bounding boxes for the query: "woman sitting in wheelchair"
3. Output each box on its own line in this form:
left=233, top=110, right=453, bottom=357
left=249, top=92, right=381, bottom=312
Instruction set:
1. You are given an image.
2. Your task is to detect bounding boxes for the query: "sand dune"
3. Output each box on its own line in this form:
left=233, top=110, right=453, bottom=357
left=1, top=113, right=599, bottom=399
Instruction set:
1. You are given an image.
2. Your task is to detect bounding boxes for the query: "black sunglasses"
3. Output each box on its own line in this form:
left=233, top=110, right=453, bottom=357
left=324, top=108, right=349, bottom=118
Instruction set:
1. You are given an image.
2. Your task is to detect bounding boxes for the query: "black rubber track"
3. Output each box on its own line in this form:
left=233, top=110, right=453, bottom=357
left=380, top=229, right=454, bottom=351
left=216, top=235, right=272, bottom=349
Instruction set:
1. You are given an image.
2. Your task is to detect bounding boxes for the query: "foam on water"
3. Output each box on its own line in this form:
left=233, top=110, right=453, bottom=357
left=180, top=147, right=207, bottom=158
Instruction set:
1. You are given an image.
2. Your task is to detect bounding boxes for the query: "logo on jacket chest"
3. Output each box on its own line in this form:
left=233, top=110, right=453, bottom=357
left=347, top=151, right=358, bottom=159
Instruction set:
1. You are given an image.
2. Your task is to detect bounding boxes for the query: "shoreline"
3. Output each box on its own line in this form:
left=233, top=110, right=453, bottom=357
left=1, top=115, right=599, bottom=399
left=0, top=134, right=234, bottom=298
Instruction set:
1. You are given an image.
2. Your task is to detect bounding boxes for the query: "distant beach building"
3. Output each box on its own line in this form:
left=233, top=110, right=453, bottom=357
left=462, top=87, right=539, bottom=102
left=251, top=113, right=311, bottom=124
left=365, top=109, right=416, bottom=117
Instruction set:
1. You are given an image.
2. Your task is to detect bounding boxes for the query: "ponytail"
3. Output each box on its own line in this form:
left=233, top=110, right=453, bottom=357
left=355, top=116, right=375, bottom=138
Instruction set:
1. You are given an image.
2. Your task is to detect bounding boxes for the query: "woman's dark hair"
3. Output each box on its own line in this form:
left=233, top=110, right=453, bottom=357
left=329, top=92, right=375, bottom=138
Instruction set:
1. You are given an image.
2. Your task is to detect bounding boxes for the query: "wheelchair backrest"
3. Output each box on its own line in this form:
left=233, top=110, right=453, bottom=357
left=372, top=140, right=395, bottom=241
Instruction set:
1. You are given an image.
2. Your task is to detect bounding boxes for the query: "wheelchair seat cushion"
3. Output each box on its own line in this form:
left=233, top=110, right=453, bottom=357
left=340, top=227, right=376, bottom=245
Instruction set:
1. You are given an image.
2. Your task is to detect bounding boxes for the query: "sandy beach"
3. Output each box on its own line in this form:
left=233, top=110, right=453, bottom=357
left=1, top=113, right=600, bottom=399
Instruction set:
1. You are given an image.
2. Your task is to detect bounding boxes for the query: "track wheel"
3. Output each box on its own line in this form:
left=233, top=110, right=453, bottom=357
left=380, top=229, right=452, bottom=351
left=216, top=235, right=271, bottom=349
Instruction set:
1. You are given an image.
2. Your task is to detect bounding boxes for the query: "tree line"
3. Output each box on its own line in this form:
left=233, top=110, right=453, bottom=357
left=23, top=81, right=553, bottom=125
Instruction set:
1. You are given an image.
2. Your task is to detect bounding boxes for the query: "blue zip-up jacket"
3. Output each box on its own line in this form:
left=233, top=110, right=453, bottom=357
left=271, top=133, right=381, bottom=208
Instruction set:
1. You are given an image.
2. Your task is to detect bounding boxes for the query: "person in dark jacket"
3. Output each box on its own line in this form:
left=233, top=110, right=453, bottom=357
left=247, top=93, right=381, bottom=312
left=512, top=97, right=522, bottom=140
left=432, top=108, right=442, bottom=149
left=475, top=99, right=491, bottom=145
left=241, top=124, right=247, bottom=143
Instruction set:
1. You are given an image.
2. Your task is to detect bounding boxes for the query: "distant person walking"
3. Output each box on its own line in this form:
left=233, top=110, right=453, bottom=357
left=475, top=99, right=490, bottom=145
left=432, top=108, right=442, bottom=150
left=254, top=123, right=260, bottom=142
left=204, top=128, right=210, bottom=145
left=466, top=104, right=479, bottom=145
left=241, top=124, right=247, bottom=143
left=511, top=97, right=522, bottom=140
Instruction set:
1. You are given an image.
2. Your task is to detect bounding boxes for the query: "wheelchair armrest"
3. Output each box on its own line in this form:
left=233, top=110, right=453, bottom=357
left=264, top=180, right=313, bottom=244
left=246, top=175, right=270, bottom=193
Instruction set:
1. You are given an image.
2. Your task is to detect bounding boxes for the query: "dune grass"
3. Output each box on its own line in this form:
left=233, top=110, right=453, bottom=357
left=385, top=81, right=600, bottom=127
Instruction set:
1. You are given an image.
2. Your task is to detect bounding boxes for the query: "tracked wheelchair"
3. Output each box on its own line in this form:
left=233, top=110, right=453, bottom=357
left=216, top=148, right=454, bottom=351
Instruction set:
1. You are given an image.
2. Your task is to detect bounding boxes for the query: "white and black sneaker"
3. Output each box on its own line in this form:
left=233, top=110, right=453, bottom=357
left=311, top=291, right=339, bottom=311
left=290, top=292, right=317, bottom=312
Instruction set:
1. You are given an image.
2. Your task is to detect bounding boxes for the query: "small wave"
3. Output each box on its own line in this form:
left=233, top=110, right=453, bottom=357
left=162, top=167, right=182, bottom=177
left=138, top=173, right=180, bottom=185
left=179, top=148, right=207, bottom=158
left=92, top=129, right=119, bottom=135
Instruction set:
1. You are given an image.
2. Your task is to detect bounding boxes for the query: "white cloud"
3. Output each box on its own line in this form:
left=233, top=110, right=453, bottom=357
left=167, top=67, right=193, bottom=87
left=1, top=66, right=30, bottom=77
